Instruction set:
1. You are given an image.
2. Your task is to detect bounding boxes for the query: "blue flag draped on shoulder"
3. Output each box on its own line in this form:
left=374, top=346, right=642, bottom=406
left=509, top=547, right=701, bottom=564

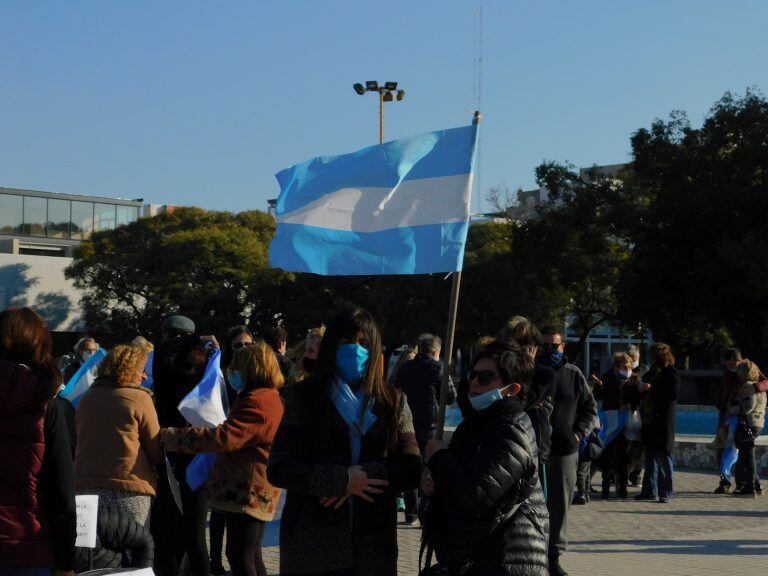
left=269, top=124, right=479, bottom=276
left=59, top=348, right=108, bottom=407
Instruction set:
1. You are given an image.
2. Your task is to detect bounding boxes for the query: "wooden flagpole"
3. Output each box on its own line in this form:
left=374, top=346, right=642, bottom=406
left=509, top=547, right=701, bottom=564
left=435, top=110, right=482, bottom=439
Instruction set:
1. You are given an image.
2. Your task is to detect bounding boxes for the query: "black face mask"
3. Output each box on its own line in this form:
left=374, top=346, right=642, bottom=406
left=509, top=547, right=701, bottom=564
left=302, top=357, right=316, bottom=373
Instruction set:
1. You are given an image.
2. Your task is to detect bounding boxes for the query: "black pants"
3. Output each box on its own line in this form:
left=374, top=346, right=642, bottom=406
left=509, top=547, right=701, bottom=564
left=602, top=434, right=629, bottom=493
left=152, top=475, right=210, bottom=576
left=226, top=513, right=267, bottom=576
left=210, top=510, right=227, bottom=568
left=404, top=429, right=432, bottom=520
left=735, top=426, right=762, bottom=490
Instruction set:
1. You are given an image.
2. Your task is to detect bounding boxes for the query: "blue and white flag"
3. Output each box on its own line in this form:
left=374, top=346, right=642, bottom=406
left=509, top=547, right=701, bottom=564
left=177, top=348, right=227, bottom=428
left=60, top=348, right=108, bottom=407
left=142, top=350, right=154, bottom=390
left=177, top=348, right=228, bottom=490
left=598, top=409, right=628, bottom=447
left=269, top=124, right=479, bottom=275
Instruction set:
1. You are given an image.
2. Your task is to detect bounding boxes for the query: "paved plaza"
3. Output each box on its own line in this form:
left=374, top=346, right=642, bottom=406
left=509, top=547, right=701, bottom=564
left=255, top=468, right=768, bottom=576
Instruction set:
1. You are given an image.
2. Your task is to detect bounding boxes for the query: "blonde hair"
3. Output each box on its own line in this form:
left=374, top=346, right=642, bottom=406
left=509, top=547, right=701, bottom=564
left=737, top=359, right=760, bottom=384
left=287, top=326, right=325, bottom=383
left=230, top=340, right=284, bottom=390
left=613, top=351, right=632, bottom=369
left=98, top=344, right=148, bottom=387
left=131, top=336, right=154, bottom=353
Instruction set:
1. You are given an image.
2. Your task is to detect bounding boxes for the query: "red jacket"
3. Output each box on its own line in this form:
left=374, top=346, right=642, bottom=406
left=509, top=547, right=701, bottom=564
left=0, top=360, right=54, bottom=567
left=163, top=387, right=284, bottom=521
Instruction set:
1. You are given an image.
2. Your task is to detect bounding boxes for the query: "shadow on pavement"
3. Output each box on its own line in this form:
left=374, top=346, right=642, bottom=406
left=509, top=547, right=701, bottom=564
left=571, top=539, right=768, bottom=555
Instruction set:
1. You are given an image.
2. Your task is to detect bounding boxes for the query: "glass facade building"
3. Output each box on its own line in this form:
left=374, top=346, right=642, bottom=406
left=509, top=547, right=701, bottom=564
left=0, top=188, right=142, bottom=240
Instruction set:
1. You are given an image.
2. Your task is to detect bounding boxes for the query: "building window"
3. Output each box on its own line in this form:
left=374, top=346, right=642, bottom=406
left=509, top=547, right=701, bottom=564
left=117, top=205, right=140, bottom=227
left=47, top=198, right=71, bottom=239
left=0, top=194, right=23, bottom=234
left=94, top=203, right=117, bottom=232
left=22, top=196, right=47, bottom=237
left=71, top=201, right=94, bottom=240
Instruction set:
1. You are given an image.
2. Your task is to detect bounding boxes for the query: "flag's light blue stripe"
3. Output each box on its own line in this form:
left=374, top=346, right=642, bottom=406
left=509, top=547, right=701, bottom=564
left=60, top=348, right=107, bottom=405
left=276, top=125, right=477, bottom=215
left=269, top=221, right=469, bottom=276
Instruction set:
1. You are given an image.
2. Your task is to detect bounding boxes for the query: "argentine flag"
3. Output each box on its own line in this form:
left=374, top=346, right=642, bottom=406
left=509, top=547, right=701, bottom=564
left=177, top=348, right=228, bottom=491
left=598, top=409, right=628, bottom=447
left=269, top=124, right=479, bottom=275
left=59, top=348, right=108, bottom=407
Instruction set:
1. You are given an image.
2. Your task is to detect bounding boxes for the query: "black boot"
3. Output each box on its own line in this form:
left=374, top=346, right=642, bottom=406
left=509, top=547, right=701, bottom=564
left=549, top=557, right=569, bottom=576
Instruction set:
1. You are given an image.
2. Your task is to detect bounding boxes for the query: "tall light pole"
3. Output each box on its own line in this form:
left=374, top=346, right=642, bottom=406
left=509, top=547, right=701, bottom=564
left=353, top=81, right=406, bottom=144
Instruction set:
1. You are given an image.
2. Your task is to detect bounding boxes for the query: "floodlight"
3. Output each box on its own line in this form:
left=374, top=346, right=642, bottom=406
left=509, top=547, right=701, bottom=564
left=396, top=90, right=406, bottom=101
left=384, top=81, right=398, bottom=90
left=353, top=83, right=365, bottom=95
left=382, top=91, right=394, bottom=102
left=365, top=81, right=379, bottom=91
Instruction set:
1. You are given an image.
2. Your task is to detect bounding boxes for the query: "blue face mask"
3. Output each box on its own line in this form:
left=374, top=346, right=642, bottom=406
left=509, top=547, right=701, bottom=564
left=469, top=385, right=510, bottom=412
left=336, top=343, right=370, bottom=384
left=228, top=370, right=246, bottom=393
left=538, top=349, right=564, bottom=368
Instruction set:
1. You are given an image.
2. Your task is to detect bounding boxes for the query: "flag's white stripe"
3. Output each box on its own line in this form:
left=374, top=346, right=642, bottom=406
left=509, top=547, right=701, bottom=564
left=276, top=173, right=472, bottom=233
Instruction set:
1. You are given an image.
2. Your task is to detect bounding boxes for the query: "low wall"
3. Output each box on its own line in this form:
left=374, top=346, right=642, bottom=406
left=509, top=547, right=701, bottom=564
left=675, top=435, right=768, bottom=476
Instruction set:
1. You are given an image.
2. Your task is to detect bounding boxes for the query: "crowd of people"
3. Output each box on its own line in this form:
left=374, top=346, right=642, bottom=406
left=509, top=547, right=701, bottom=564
left=0, top=305, right=766, bottom=576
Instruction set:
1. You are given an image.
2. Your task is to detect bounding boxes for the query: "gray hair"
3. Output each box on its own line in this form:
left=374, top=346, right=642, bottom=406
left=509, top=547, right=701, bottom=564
left=418, top=333, right=441, bottom=355
left=627, top=344, right=640, bottom=358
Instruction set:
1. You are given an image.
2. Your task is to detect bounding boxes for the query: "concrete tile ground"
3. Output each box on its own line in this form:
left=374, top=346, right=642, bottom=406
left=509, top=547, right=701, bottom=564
left=222, top=469, right=768, bottom=576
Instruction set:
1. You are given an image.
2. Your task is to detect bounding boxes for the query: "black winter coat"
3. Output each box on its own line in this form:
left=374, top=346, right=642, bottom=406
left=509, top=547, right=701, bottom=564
left=640, top=365, right=680, bottom=453
left=267, top=377, right=422, bottom=576
left=395, top=355, right=455, bottom=436
left=74, top=505, right=154, bottom=571
left=426, top=396, right=549, bottom=576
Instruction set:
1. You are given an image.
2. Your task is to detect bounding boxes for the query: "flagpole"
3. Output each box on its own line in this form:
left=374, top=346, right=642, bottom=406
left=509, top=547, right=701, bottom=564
left=435, top=110, right=482, bottom=440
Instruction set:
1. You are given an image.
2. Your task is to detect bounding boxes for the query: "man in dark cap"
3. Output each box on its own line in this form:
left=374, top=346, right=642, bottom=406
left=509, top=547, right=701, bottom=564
left=151, top=315, right=218, bottom=576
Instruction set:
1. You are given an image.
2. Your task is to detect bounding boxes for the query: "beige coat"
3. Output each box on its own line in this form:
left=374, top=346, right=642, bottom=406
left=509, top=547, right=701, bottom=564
left=75, top=378, right=163, bottom=496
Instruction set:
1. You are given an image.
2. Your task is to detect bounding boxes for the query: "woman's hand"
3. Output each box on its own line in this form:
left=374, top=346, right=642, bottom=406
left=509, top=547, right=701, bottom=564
left=420, top=468, right=435, bottom=496
left=425, top=438, right=446, bottom=463
left=638, top=382, right=652, bottom=393
left=319, top=465, right=389, bottom=509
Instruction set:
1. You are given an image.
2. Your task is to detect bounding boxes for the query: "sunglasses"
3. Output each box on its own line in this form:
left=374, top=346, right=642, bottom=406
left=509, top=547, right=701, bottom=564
left=232, top=341, right=256, bottom=350
left=468, top=369, right=500, bottom=386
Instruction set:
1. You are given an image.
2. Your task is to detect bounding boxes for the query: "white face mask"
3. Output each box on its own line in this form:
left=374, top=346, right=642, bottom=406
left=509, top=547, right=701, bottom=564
left=631, top=360, right=639, bottom=369
left=81, top=350, right=93, bottom=362
left=469, top=385, right=511, bottom=412
left=618, top=369, right=632, bottom=379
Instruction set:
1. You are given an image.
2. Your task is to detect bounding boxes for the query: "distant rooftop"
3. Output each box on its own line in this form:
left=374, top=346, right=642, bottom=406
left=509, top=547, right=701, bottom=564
left=0, top=185, right=143, bottom=205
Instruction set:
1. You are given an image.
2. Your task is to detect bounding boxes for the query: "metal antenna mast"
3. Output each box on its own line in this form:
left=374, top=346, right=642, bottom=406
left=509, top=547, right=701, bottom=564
left=473, top=6, right=484, bottom=213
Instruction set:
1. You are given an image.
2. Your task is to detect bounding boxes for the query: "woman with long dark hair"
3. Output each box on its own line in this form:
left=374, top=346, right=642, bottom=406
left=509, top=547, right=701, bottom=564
left=267, top=306, right=421, bottom=576
left=634, top=342, right=680, bottom=503
left=0, top=308, right=76, bottom=576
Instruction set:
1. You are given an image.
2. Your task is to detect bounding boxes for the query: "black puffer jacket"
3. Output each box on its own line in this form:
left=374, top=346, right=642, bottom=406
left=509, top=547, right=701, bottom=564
left=74, top=505, right=154, bottom=571
left=426, top=396, right=549, bottom=576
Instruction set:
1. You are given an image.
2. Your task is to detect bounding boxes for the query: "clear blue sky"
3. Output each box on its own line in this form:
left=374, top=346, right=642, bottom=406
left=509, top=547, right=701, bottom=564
left=1, top=1, right=766, bottom=213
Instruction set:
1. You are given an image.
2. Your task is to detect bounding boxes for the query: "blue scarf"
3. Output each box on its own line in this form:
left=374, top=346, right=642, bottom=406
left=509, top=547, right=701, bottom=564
left=331, top=377, right=377, bottom=465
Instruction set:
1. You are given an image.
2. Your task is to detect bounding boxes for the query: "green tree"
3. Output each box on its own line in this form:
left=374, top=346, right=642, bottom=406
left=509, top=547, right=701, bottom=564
left=66, top=207, right=283, bottom=339
left=624, top=89, right=768, bottom=364
left=507, top=162, right=636, bottom=363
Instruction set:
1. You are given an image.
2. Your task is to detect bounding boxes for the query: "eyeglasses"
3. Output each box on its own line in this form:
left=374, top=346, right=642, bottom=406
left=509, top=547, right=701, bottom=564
left=468, top=369, right=500, bottom=386
left=232, top=341, right=255, bottom=350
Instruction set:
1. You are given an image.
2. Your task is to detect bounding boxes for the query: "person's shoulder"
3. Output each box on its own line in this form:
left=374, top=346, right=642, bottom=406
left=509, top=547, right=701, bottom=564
left=563, top=363, right=586, bottom=380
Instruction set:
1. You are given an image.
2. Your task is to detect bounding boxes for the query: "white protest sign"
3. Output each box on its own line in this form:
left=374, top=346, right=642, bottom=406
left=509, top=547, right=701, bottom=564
left=75, top=494, right=99, bottom=548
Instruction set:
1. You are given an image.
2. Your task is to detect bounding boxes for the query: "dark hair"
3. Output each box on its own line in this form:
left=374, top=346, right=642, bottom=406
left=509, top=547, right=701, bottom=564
left=314, top=305, right=393, bottom=409
left=263, top=325, right=288, bottom=352
left=473, top=339, right=534, bottom=403
left=222, top=325, right=254, bottom=369
left=539, top=325, right=563, bottom=339
left=0, top=307, right=62, bottom=399
left=499, top=316, right=541, bottom=347
left=722, top=348, right=742, bottom=362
